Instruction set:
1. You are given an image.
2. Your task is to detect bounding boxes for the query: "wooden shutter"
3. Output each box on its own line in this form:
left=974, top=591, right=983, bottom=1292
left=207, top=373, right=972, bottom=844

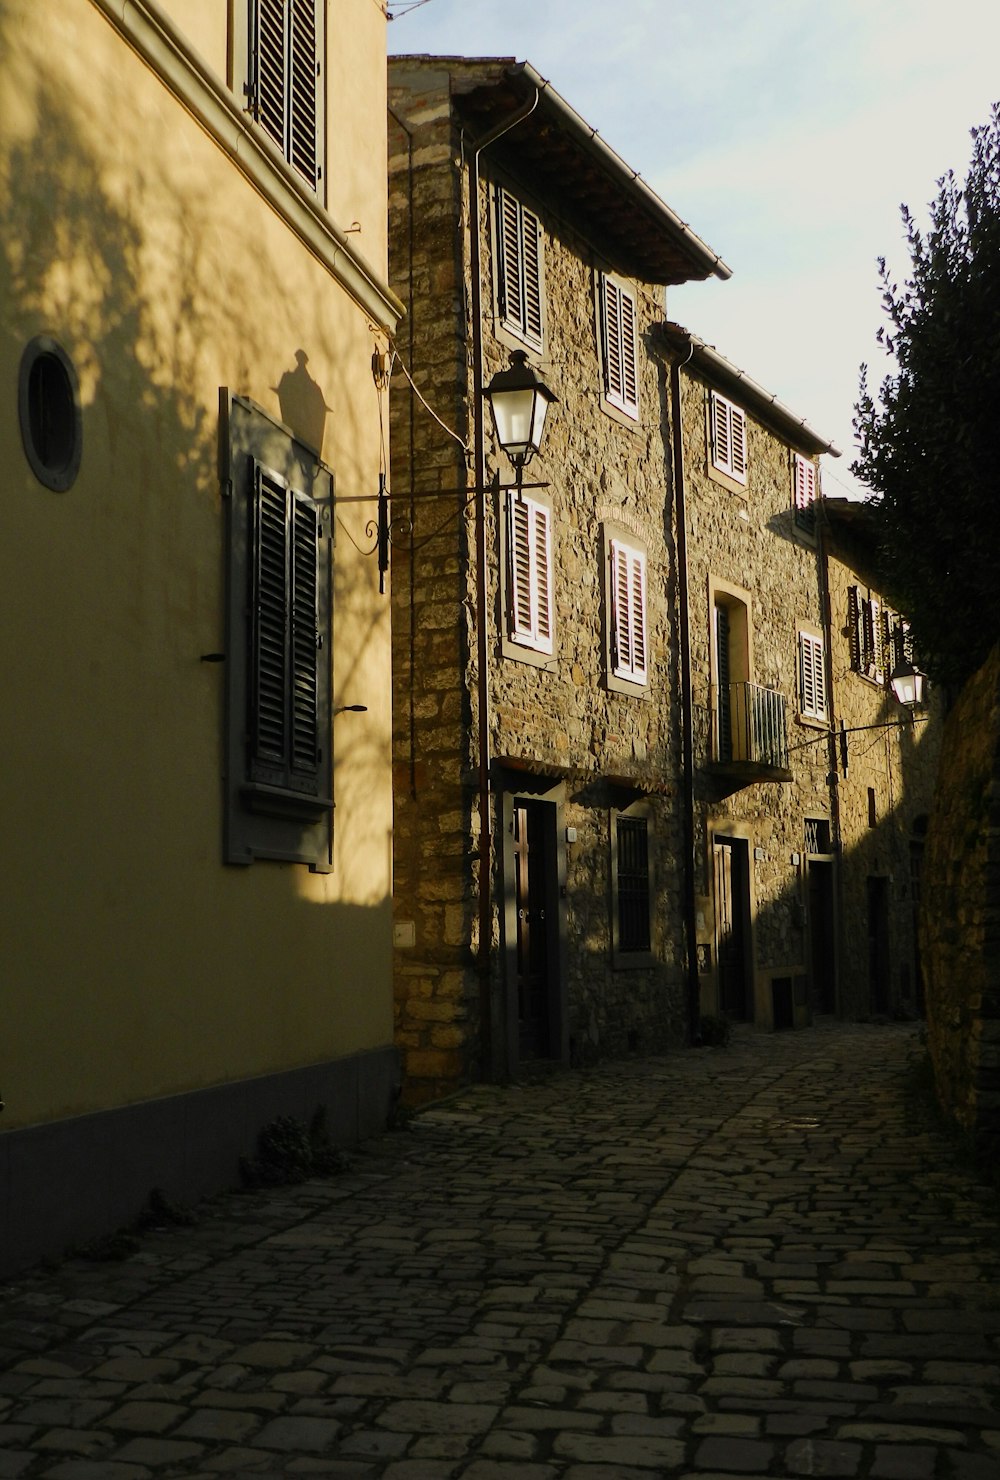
left=799, top=632, right=826, bottom=720
left=794, top=454, right=816, bottom=529
left=248, top=0, right=320, bottom=189
left=711, top=392, right=747, bottom=484
left=508, top=495, right=553, bottom=653
left=496, top=189, right=543, bottom=349
left=250, top=465, right=290, bottom=770
left=611, top=540, right=647, bottom=683
left=289, top=491, right=320, bottom=786
left=250, top=466, right=320, bottom=789
left=848, top=586, right=862, bottom=671
left=288, top=0, right=319, bottom=189
left=602, top=277, right=639, bottom=416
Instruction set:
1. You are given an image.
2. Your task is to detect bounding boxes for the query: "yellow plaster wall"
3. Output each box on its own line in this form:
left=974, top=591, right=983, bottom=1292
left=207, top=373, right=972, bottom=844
left=0, top=0, right=396, bottom=1129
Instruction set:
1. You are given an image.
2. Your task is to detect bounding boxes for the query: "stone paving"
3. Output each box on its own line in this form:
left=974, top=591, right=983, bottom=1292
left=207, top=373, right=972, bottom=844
left=2, top=1021, right=1000, bottom=1478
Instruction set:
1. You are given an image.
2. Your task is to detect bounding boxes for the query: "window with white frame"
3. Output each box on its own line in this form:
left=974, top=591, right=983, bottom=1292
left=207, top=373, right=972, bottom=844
left=798, top=630, right=827, bottom=721
left=709, top=390, right=747, bottom=484
left=494, top=186, right=544, bottom=351
left=242, top=0, right=325, bottom=192
left=609, top=538, right=648, bottom=686
left=793, top=453, right=817, bottom=533
left=599, top=274, right=639, bottom=417
left=507, top=492, right=553, bottom=655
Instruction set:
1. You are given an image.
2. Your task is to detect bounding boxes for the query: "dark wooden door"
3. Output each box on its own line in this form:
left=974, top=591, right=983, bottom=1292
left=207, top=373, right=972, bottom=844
left=514, top=801, right=551, bottom=1059
left=808, top=860, right=836, bottom=1013
left=714, top=837, right=751, bottom=1020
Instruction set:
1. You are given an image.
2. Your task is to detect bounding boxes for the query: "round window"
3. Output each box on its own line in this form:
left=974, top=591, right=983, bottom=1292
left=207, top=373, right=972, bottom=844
left=18, top=337, right=83, bottom=492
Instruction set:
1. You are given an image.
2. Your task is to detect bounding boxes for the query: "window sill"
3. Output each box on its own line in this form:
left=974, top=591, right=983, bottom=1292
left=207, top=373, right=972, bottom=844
left=241, top=782, right=334, bottom=821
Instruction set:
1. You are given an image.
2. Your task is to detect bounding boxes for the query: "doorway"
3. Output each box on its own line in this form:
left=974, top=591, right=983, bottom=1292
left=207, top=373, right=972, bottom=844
left=867, top=875, right=890, bottom=1015
left=714, top=835, right=752, bottom=1021
left=807, top=859, right=836, bottom=1013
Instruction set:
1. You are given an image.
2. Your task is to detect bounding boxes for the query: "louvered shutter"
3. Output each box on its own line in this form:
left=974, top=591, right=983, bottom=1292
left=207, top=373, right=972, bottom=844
left=250, top=465, right=290, bottom=772
left=711, top=392, right=747, bottom=484
left=870, top=597, right=883, bottom=682
left=799, top=632, right=826, bottom=720
left=532, top=503, right=552, bottom=649
left=848, top=586, right=862, bottom=671
left=248, top=0, right=321, bottom=190
left=509, top=495, right=533, bottom=641
left=730, top=404, right=747, bottom=482
left=611, top=540, right=647, bottom=683
left=602, top=277, right=639, bottom=416
left=712, top=393, right=731, bottom=473
left=288, top=0, right=319, bottom=189
left=522, top=206, right=543, bottom=349
left=289, top=491, right=320, bottom=787
left=495, top=190, right=543, bottom=350
left=249, top=467, right=321, bottom=791
left=497, top=188, right=523, bottom=333
left=794, top=454, right=816, bottom=529
left=508, top=495, right=553, bottom=654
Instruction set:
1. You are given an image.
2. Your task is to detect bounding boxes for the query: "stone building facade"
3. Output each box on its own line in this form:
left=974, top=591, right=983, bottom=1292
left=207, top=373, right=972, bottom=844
left=821, top=501, right=943, bottom=1018
left=662, top=328, right=843, bottom=1031
left=387, top=58, right=729, bottom=1101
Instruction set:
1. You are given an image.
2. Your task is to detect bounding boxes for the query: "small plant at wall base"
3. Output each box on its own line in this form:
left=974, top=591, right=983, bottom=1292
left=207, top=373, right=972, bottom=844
left=853, top=101, right=1000, bottom=690
left=239, top=1106, right=350, bottom=1189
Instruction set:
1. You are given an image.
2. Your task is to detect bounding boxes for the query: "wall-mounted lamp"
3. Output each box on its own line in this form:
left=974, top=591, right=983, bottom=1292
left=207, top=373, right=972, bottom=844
left=341, top=349, right=559, bottom=592
left=483, top=350, right=558, bottom=481
left=889, top=657, right=926, bottom=712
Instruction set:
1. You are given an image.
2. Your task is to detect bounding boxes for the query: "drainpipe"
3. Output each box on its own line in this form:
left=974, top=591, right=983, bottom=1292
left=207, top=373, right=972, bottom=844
left=466, top=86, right=541, bottom=1080
left=670, top=340, right=701, bottom=1046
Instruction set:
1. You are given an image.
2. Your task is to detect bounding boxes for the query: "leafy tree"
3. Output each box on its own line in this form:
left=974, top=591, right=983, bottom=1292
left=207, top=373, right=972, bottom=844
left=853, top=102, right=1000, bottom=688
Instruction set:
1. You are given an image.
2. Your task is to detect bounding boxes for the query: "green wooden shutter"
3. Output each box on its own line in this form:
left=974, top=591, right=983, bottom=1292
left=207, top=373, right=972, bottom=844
left=289, top=491, right=320, bottom=787
left=288, top=0, right=320, bottom=189
left=250, top=465, right=290, bottom=772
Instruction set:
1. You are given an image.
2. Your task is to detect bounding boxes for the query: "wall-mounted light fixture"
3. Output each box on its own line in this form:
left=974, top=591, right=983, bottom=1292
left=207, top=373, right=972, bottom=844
left=889, top=656, right=926, bottom=712
left=340, top=350, right=558, bottom=592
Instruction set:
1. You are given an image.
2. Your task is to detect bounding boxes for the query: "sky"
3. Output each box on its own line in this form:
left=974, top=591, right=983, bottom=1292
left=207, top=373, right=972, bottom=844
left=387, top=0, right=1000, bottom=500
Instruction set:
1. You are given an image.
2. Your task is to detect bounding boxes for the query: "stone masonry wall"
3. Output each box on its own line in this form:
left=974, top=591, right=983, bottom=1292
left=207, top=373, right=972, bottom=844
left=921, top=640, right=1000, bottom=1153
left=823, top=540, right=943, bottom=1019
left=389, top=61, right=689, bottom=1100
left=388, top=70, right=479, bottom=1100
left=677, top=365, right=831, bottom=1025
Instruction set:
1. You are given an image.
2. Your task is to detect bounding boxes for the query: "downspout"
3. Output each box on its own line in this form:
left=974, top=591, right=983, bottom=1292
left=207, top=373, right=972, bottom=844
left=467, top=86, right=541, bottom=1080
left=670, top=340, right=701, bottom=1046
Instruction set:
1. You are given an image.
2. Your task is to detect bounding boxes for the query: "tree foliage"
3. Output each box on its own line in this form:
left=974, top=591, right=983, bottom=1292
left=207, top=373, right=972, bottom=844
left=853, top=102, right=1000, bottom=688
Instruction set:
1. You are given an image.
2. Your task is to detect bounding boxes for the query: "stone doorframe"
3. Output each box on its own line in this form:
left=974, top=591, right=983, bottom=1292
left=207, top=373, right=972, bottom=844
left=496, top=772, right=569, bottom=1082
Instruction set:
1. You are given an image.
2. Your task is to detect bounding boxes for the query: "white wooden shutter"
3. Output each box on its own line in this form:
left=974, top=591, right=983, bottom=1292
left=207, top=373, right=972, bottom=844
left=602, top=277, right=639, bottom=417
left=794, top=454, right=816, bottom=527
left=508, top=495, right=553, bottom=654
left=711, top=392, right=747, bottom=484
left=496, top=189, right=543, bottom=350
left=799, top=632, right=826, bottom=720
left=611, top=540, right=647, bottom=683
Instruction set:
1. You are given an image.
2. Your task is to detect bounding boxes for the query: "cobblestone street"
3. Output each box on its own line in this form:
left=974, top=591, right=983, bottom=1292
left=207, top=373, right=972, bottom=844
left=2, top=1021, right=999, bottom=1478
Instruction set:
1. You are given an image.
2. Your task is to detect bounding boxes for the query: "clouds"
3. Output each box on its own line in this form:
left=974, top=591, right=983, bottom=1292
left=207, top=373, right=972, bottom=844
left=389, top=0, right=1000, bottom=493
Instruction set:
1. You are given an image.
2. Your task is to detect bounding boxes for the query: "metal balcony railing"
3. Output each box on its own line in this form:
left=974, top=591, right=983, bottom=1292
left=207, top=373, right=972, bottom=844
left=714, top=681, right=789, bottom=772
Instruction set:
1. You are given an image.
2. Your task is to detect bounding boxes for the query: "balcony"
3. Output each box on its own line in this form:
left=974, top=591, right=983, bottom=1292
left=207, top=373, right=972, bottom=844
left=709, top=681, right=792, bottom=787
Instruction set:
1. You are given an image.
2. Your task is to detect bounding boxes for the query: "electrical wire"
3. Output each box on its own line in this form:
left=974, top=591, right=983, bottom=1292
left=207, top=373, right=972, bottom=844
left=389, top=338, right=472, bottom=455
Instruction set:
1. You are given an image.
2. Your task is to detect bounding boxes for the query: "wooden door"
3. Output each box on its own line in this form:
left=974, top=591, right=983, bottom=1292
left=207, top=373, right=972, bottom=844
left=714, top=836, right=751, bottom=1020
left=514, top=801, right=551, bottom=1059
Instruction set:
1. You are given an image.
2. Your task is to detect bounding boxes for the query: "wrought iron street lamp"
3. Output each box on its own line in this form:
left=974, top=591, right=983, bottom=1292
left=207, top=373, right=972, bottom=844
left=484, top=350, right=558, bottom=479
left=889, top=656, right=926, bottom=711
